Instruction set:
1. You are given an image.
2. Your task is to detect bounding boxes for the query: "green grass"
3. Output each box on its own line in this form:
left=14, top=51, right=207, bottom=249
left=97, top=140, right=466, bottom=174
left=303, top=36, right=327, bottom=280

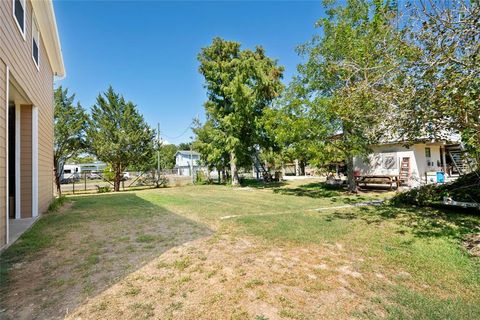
left=1, top=180, right=479, bottom=319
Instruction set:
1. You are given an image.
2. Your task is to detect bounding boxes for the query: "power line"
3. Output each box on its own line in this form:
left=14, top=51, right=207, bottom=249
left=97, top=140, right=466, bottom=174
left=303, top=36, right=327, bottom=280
left=163, top=116, right=198, bottom=139
left=162, top=120, right=195, bottom=140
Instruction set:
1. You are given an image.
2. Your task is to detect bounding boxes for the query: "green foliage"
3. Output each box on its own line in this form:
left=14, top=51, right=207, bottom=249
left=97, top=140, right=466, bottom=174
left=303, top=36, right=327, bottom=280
left=96, top=186, right=111, bottom=193
left=68, top=154, right=96, bottom=164
left=197, top=37, right=284, bottom=185
left=177, top=142, right=193, bottom=151
left=47, top=196, right=68, bottom=213
left=102, top=165, right=115, bottom=181
left=87, top=86, right=155, bottom=191
left=269, top=0, right=415, bottom=191
left=391, top=184, right=448, bottom=206
left=195, top=170, right=209, bottom=185
left=160, top=144, right=178, bottom=170
left=392, top=171, right=480, bottom=206
left=54, top=86, right=88, bottom=195
left=193, top=118, right=229, bottom=173
left=402, top=0, right=480, bottom=160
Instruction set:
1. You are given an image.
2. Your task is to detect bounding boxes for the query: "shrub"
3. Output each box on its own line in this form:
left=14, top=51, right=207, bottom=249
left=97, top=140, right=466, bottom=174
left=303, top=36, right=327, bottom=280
left=195, top=171, right=209, bottom=185
left=97, top=186, right=111, bottom=193
left=391, top=184, right=448, bottom=206
left=392, top=170, right=480, bottom=206
left=48, top=196, right=67, bottom=212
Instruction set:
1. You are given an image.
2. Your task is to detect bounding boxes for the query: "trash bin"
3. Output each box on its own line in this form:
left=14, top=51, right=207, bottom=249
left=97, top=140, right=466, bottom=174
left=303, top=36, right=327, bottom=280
left=436, top=171, right=445, bottom=183
left=426, top=171, right=437, bottom=184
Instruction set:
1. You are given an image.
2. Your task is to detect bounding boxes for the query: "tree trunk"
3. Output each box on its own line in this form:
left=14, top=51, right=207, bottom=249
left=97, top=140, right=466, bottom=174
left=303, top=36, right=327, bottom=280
left=114, top=165, right=122, bottom=192
left=53, top=159, right=63, bottom=196
left=230, top=151, right=240, bottom=186
left=345, top=155, right=357, bottom=193
left=300, top=160, right=306, bottom=176
left=54, top=166, right=62, bottom=196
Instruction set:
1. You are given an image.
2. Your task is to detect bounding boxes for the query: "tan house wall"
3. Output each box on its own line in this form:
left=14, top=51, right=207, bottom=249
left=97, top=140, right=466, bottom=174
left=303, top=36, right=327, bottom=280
left=0, top=0, right=56, bottom=246
left=21, top=106, right=33, bottom=218
left=0, top=61, right=6, bottom=246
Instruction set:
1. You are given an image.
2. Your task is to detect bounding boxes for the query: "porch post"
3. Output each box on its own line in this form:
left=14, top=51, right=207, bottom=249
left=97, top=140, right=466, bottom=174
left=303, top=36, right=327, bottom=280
left=441, top=146, right=447, bottom=173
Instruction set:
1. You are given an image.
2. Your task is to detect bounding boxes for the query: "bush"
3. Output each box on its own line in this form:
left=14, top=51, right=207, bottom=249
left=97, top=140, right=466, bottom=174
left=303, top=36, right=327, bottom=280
left=195, top=171, right=210, bottom=185
left=97, top=186, right=111, bottom=193
left=48, top=196, right=67, bottom=213
left=391, top=184, right=448, bottom=206
left=392, top=170, right=480, bottom=206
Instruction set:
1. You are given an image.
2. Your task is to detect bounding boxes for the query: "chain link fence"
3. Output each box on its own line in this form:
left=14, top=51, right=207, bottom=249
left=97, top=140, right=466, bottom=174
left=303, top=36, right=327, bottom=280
left=60, top=170, right=193, bottom=195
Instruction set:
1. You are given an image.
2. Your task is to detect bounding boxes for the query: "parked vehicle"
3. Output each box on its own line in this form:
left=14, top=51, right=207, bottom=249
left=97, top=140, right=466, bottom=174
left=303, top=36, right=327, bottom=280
left=87, top=171, right=101, bottom=180
left=61, top=165, right=80, bottom=183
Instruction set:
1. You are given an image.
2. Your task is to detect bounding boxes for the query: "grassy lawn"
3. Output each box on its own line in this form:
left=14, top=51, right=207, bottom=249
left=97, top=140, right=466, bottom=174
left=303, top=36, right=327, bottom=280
left=0, top=180, right=479, bottom=319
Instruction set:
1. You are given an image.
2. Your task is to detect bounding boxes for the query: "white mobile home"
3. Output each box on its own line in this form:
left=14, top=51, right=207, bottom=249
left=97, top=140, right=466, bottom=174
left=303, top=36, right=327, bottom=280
left=354, top=138, right=466, bottom=187
left=61, top=165, right=80, bottom=182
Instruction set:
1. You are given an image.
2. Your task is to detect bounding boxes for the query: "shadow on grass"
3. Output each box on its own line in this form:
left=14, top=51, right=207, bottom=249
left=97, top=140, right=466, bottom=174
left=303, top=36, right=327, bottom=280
left=327, top=204, right=480, bottom=240
left=272, top=182, right=344, bottom=198
left=0, top=192, right=213, bottom=320
left=240, top=178, right=287, bottom=189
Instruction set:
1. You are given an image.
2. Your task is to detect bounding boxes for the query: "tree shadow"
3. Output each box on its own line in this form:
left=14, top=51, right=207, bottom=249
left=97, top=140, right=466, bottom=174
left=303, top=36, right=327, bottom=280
left=326, top=203, right=480, bottom=240
left=240, top=178, right=287, bottom=189
left=0, top=192, right=213, bottom=320
left=272, top=182, right=344, bottom=198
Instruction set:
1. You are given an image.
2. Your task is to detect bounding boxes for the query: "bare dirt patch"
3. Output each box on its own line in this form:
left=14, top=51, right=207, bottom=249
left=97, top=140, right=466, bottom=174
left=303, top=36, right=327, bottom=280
left=66, top=235, right=377, bottom=320
left=0, top=200, right=211, bottom=320
left=464, top=233, right=480, bottom=257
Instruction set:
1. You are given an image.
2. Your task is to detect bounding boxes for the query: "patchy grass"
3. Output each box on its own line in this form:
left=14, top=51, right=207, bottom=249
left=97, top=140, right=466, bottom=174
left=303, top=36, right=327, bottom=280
left=0, top=180, right=478, bottom=319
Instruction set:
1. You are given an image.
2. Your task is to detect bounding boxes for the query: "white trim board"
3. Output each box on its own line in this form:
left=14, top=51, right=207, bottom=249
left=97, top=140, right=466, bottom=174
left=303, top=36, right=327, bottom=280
left=5, top=66, right=10, bottom=244
left=12, top=0, right=26, bottom=41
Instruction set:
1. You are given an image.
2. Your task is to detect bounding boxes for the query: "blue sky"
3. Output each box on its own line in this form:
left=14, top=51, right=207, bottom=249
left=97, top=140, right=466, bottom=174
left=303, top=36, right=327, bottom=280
left=54, top=0, right=324, bottom=144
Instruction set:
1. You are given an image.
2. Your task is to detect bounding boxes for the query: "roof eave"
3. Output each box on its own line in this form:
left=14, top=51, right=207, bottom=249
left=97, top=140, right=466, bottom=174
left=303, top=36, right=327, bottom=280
left=31, top=0, right=65, bottom=78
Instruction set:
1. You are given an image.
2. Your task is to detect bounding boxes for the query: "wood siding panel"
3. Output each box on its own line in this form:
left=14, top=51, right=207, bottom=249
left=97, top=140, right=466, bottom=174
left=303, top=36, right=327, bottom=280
left=0, top=0, right=55, bottom=223
left=20, top=106, right=32, bottom=217
left=0, top=61, right=6, bottom=247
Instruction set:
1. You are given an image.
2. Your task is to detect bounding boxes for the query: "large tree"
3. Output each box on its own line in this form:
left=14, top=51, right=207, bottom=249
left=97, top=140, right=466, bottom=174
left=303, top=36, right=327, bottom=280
left=54, top=86, right=88, bottom=195
left=87, top=87, right=155, bottom=191
left=401, top=0, right=480, bottom=161
left=277, top=0, right=414, bottom=192
left=197, top=37, right=284, bottom=185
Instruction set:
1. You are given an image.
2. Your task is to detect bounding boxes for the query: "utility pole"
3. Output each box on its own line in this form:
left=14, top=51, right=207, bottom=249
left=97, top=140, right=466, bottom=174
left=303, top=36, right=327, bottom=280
left=157, top=123, right=161, bottom=187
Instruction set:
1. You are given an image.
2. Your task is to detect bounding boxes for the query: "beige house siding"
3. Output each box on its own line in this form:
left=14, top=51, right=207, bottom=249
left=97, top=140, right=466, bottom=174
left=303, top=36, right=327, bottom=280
left=20, top=106, right=33, bottom=217
left=0, top=0, right=56, bottom=246
left=0, top=60, right=6, bottom=246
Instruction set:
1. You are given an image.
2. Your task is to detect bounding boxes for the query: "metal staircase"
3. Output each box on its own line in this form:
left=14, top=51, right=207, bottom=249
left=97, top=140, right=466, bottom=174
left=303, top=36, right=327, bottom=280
left=447, top=145, right=477, bottom=175
left=251, top=152, right=271, bottom=181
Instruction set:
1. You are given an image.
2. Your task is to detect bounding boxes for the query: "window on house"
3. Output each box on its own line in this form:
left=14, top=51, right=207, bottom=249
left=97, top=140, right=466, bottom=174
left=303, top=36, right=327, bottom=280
left=425, top=147, right=431, bottom=158
left=32, top=15, right=40, bottom=68
left=13, top=0, right=26, bottom=37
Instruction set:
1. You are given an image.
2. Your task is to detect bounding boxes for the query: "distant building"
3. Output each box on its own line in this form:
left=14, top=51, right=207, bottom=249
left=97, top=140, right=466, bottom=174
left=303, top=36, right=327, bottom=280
left=175, top=150, right=201, bottom=176
left=353, top=134, right=472, bottom=187
left=77, top=162, right=107, bottom=173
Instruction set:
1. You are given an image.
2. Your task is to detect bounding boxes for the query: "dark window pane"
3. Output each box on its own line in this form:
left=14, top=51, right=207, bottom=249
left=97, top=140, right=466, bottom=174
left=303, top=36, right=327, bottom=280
left=14, top=0, right=24, bottom=32
left=33, top=39, right=39, bottom=65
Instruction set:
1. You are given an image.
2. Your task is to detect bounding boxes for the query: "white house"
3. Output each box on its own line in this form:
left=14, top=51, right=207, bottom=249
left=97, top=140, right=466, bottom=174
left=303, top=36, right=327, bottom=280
left=175, top=150, right=201, bottom=176
left=354, top=136, right=467, bottom=187
left=77, top=162, right=107, bottom=173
